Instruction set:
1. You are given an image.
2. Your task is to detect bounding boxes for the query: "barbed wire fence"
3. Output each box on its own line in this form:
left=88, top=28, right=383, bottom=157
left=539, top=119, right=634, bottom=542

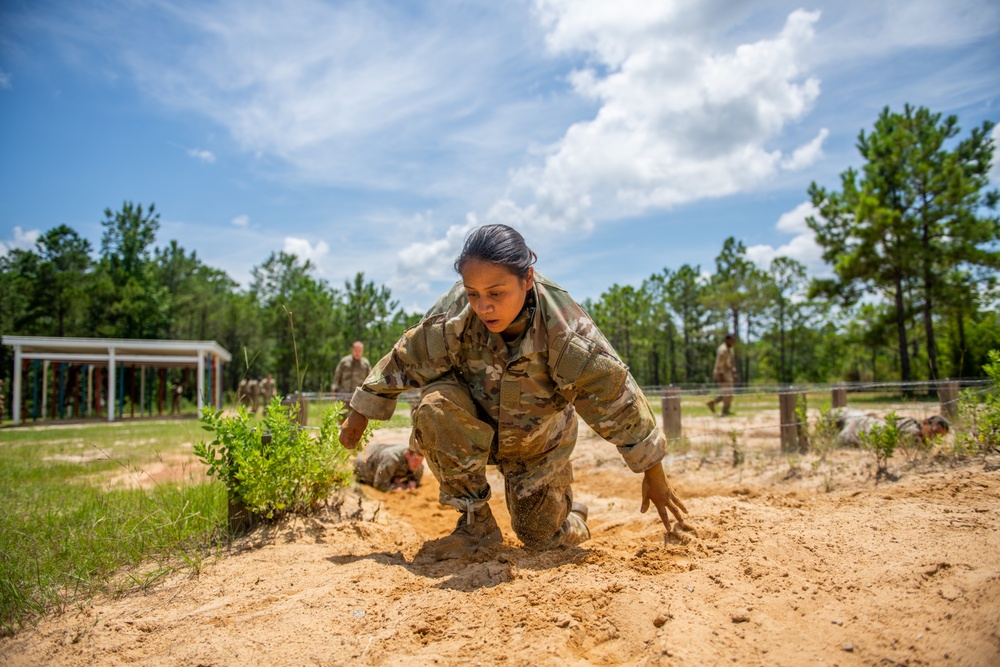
left=287, top=378, right=996, bottom=453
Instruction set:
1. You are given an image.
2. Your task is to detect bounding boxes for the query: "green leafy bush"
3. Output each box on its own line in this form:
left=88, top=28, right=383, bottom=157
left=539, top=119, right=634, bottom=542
left=860, top=411, right=901, bottom=482
left=194, top=398, right=376, bottom=520
left=956, top=350, right=1000, bottom=457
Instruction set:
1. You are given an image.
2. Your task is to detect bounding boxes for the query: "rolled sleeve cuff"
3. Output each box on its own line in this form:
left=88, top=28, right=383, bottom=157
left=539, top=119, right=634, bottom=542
left=350, top=388, right=398, bottom=421
left=616, top=427, right=666, bottom=473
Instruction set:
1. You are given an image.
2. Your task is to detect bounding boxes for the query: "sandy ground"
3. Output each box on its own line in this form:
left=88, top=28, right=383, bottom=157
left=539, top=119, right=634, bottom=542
left=3, top=409, right=999, bottom=667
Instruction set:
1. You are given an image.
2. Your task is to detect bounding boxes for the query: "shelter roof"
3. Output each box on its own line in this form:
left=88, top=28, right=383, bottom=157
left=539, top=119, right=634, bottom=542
left=1, top=336, right=231, bottom=367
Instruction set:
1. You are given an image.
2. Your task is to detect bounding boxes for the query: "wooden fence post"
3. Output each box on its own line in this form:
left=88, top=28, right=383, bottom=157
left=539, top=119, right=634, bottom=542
left=779, top=389, right=808, bottom=453
left=796, top=391, right=810, bottom=452
left=938, top=381, right=960, bottom=421
left=661, top=387, right=682, bottom=442
left=832, top=386, right=847, bottom=408
left=779, top=390, right=796, bottom=453
left=281, top=392, right=309, bottom=426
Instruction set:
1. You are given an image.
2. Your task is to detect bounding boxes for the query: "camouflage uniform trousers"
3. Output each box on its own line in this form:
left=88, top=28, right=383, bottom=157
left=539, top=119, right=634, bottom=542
left=712, top=376, right=735, bottom=414
left=410, top=377, right=580, bottom=550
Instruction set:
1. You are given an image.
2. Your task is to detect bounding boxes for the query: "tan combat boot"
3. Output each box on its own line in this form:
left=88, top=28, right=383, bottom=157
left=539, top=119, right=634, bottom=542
left=556, top=501, right=591, bottom=547
left=425, top=503, right=503, bottom=561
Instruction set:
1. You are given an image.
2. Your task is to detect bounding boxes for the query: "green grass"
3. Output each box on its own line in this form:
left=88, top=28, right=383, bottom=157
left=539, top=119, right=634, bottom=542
left=303, top=399, right=414, bottom=429
left=0, top=418, right=228, bottom=637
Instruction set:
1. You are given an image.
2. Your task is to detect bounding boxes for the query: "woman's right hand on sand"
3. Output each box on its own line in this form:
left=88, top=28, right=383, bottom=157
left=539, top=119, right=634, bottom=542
left=339, top=410, right=369, bottom=449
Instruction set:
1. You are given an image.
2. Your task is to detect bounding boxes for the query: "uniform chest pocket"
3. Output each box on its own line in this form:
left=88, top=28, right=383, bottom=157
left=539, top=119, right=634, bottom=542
left=500, top=378, right=520, bottom=406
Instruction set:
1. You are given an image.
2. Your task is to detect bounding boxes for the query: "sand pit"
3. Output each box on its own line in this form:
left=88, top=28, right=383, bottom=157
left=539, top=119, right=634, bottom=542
left=2, top=412, right=999, bottom=666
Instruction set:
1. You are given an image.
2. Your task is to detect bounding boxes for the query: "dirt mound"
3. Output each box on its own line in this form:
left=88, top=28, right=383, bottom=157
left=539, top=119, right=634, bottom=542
left=3, top=422, right=999, bottom=666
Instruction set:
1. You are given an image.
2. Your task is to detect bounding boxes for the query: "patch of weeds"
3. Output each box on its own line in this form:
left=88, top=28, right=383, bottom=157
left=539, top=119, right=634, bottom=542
left=784, top=454, right=802, bottom=480
left=195, top=399, right=378, bottom=524
left=860, top=412, right=901, bottom=483
left=953, top=350, right=1000, bottom=461
left=811, top=402, right=840, bottom=461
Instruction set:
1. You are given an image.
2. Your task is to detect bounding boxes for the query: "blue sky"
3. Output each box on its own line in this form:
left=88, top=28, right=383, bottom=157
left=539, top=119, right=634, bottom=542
left=2, top=0, right=998, bottom=314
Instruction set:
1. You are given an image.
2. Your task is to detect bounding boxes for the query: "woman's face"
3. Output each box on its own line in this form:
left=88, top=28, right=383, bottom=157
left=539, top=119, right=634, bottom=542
left=461, top=259, right=534, bottom=335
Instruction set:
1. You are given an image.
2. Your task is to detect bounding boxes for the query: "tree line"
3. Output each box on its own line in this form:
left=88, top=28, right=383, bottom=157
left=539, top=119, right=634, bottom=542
left=586, top=105, right=999, bottom=388
left=0, top=202, right=419, bottom=398
left=1, top=104, right=998, bottom=402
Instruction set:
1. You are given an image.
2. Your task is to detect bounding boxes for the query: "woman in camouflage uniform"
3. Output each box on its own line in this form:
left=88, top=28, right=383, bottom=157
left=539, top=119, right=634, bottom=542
left=340, top=225, right=688, bottom=560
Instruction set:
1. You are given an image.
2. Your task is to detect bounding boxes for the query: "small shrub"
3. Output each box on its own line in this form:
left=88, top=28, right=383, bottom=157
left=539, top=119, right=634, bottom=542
left=194, top=398, right=376, bottom=521
left=954, top=350, right=1000, bottom=459
left=860, top=411, right=901, bottom=482
left=811, top=402, right=840, bottom=460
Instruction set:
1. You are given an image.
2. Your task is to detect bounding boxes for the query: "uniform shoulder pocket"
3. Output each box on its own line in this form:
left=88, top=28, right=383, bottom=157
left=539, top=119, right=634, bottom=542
left=400, top=314, right=448, bottom=363
left=554, top=332, right=629, bottom=401
left=576, top=351, right=628, bottom=402
left=423, top=319, right=448, bottom=360
left=553, top=333, right=594, bottom=385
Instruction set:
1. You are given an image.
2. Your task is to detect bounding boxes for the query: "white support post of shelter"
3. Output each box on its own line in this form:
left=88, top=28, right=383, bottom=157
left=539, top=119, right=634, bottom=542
left=140, top=366, right=146, bottom=417
left=12, top=344, right=22, bottom=426
left=196, top=350, right=205, bottom=412
left=214, top=356, right=221, bottom=410
left=107, top=347, right=116, bottom=423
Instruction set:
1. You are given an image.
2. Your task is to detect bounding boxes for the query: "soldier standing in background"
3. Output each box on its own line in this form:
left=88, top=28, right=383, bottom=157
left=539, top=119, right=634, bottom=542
left=171, top=381, right=184, bottom=415
left=237, top=378, right=250, bottom=409
left=707, top=333, right=737, bottom=416
left=247, top=377, right=261, bottom=413
left=260, top=374, right=277, bottom=408
left=0, top=379, right=6, bottom=422
left=332, top=341, right=371, bottom=402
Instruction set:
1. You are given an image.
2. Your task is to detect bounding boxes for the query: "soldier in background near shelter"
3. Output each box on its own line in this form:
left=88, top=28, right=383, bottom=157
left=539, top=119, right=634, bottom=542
left=171, top=381, right=184, bottom=415
left=830, top=408, right=950, bottom=448
left=247, top=377, right=260, bottom=413
left=332, top=341, right=371, bottom=401
left=0, top=379, right=6, bottom=422
left=339, top=224, right=688, bottom=561
left=260, top=374, right=277, bottom=408
left=237, top=378, right=250, bottom=409
left=354, top=442, right=425, bottom=491
left=707, top=333, right=737, bottom=416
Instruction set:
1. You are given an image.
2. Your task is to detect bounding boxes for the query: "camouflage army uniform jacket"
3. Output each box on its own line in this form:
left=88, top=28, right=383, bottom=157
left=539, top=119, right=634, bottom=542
left=354, top=442, right=423, bottom=491
left=333, top=355, right=372, bottom=396
left=834, top=408, right=922, bottom=447
left=350, top=273, right=666, bottom=488
left=713, top=342, right=736, bottom=382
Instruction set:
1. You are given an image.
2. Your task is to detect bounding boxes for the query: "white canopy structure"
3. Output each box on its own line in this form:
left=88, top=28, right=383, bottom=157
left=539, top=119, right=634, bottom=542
left=2, top=336, right=231, bottom=425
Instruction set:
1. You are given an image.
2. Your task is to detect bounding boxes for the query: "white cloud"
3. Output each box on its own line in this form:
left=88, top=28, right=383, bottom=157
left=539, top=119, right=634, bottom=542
left=394, top=216, right=477, bottom=293
left=781, top=128, right=828, bottom=170
left=231, top=214, right=250, bottom=227
left=187, top=147, right=216, bottom=163
left=0, top=226, right=40, bottom=256
left=0, top=69, right=11, bottom=89
left=495, top=5, right=825, bottom=232
left=746, top=201, right=829, bottom=276
left=283, top=236, right=329, bottom=268
left=77, top=1, right=561, bottom=195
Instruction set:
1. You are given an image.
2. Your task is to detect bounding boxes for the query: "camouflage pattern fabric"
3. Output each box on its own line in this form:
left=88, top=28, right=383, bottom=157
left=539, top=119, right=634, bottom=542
left=247, top=378, right=260, bottom=412
left=711, top=341, right=737, bottom=413
left=260, top=377, right=276, bottom=405
left=833, top=408, right=922, bottom=447
left=350, top=273, right=665, bottom=543
left=353, top=442, right=423, bottom=492
left=333, top=355, right=372, bottom=397
left=713, top=342, right=736, bottom=381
